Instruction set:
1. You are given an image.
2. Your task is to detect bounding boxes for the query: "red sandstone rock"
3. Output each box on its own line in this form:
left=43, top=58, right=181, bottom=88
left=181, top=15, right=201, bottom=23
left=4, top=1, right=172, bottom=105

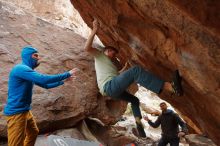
left=70, top=0, right=220, bottom=144
left=0, top=1, right=127, bottom=138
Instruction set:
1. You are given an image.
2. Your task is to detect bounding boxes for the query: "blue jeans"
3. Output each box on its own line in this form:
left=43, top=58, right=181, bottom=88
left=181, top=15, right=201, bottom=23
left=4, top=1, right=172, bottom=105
left=104, top=66, right=164, bottom=118
left=115, top=91, right=141, bottom=118
left=158, top=137, right=180, bottom=146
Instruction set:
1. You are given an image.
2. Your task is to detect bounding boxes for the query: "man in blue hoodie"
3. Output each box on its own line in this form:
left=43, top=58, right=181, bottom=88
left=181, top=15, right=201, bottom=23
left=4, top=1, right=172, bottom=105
left=144, top=102, right=188, bottom=146
left=4, top=46, right=78, bottom=146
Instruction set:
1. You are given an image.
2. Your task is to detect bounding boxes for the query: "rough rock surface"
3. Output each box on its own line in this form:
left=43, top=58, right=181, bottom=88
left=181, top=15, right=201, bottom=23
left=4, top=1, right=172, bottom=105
left=185, top=134, right=217, bottom=146
left=2, top=0, right=102, bottom=45
left=85, top=118, right=156, bottom=146
left=70, top=0, right=220, bottom=144
left=0, top=1, right=126, bottom=138
left=1, top=0, right=90, bottom=38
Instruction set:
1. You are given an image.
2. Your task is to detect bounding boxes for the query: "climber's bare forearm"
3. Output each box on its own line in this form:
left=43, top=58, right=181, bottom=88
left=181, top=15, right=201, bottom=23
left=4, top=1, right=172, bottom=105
left=85, top=19, right=99, bottom=56
left=85, top=33, right=98, bottom=54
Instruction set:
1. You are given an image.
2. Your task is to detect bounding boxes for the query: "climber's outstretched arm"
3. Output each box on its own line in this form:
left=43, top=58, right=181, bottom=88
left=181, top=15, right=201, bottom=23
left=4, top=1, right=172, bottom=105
left=85, top=19, right=100, bottom=56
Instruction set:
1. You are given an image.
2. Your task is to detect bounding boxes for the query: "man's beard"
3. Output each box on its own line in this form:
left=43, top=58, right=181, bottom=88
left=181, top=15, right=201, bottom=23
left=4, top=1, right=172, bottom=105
left=33, top=61, right=40, bottom=69
left=34, top=62, right=40, bottom=68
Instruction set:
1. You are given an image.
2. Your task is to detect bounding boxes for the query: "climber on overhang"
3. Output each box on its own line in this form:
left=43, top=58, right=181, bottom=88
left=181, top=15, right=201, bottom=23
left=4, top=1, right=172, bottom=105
left=84, top=18, right=183, bottom=138
left=3, top=46, right=79, bottom=146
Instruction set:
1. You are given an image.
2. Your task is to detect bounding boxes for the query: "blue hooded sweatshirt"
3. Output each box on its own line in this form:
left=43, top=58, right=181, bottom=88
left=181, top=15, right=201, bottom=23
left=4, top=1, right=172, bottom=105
left=4, top=46, right=71, bottom=116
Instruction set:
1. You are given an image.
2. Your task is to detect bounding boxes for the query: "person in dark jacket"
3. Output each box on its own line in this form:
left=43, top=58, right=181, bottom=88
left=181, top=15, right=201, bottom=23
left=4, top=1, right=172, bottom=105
left=144, top=102, right=188, bottom=146
left=4, top=46, right=78, bottom=146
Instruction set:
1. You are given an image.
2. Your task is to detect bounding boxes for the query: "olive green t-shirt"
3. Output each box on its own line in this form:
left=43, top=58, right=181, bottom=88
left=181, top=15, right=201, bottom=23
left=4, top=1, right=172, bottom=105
left=94, top=52, right=118, bottom=95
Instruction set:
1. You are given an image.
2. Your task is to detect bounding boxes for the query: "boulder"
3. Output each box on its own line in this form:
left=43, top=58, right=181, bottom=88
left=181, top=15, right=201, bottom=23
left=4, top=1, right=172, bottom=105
left=185, top=134, right=216, bottom=146
left=70, top=0, right=220, bottom=144
left=0, top=1, right=127, bottom=138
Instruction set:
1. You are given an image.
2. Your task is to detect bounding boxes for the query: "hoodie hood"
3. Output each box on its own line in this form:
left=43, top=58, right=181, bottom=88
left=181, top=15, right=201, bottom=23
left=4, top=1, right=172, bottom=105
left=21, top=46, right=38, bottom=69
left=162, top=109, right=173, bottom=114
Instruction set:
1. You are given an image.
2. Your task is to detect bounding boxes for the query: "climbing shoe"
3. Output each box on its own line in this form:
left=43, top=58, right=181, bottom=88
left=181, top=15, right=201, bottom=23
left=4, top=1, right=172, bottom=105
left=171, top=70, right=183, bottom=96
